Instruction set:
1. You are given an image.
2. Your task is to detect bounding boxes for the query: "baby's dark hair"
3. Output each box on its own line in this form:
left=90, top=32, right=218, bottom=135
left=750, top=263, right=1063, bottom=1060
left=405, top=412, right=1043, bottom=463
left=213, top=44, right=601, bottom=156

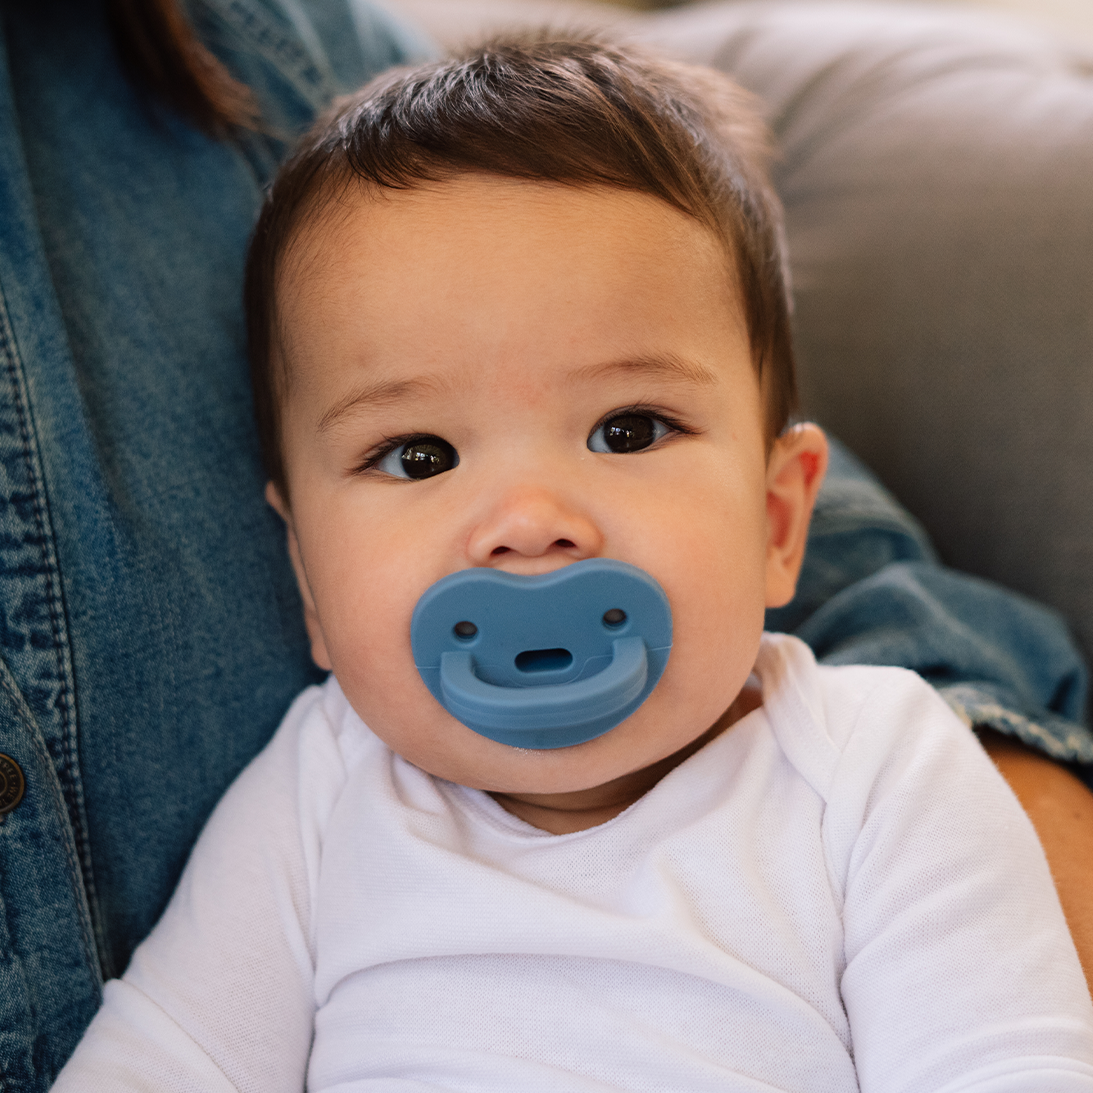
left=245, top=35, right=798, bottom=496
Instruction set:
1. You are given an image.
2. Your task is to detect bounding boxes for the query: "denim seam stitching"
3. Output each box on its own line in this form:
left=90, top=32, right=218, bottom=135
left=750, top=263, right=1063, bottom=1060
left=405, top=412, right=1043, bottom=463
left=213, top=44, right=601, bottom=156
left=0, top=293, right=107, bottom=977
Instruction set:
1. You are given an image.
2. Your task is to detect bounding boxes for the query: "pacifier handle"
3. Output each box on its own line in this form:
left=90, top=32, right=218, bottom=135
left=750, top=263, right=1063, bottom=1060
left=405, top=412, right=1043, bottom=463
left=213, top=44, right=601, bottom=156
left=439, top=637, right=648, bottom=737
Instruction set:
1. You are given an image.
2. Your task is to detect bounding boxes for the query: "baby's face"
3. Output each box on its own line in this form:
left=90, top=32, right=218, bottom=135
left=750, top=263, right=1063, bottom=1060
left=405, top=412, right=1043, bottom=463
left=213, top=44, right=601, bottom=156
left=271, top=176, right=823, bottom=800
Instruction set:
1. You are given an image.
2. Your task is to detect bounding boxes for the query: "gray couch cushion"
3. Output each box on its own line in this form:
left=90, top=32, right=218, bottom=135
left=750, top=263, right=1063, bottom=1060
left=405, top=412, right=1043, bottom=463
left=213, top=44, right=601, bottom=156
left=633, top=2, right=1093, bottom=666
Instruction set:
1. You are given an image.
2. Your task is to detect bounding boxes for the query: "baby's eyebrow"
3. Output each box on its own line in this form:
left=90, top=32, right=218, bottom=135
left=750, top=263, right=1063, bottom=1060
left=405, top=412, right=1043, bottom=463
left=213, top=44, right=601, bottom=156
left=573, top=353, right=720, bottom=388
left=317, top=376, right=442, bottom=433
left=316, top=353, right=716, bottom=433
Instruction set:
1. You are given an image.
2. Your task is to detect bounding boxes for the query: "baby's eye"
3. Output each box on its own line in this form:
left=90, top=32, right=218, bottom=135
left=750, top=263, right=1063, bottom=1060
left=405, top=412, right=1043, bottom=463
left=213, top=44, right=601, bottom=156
left=376, top=436, right=459, bottom=480
left=587, top=413, right=671, bottom=454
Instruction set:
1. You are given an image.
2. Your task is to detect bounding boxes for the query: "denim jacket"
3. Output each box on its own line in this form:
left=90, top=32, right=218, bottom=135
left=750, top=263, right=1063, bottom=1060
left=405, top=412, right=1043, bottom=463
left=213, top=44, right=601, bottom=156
left=0, top=3, right=1088, bottom=1090
left=0, top=1, right=422, bottom=1087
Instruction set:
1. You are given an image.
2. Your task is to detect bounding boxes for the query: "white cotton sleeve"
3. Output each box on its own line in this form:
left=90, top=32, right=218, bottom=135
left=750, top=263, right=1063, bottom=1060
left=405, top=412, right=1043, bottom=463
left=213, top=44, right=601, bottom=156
left=52, top=684, right=347, bottom=1093
left=823, top=669, right=1093, bottom=1093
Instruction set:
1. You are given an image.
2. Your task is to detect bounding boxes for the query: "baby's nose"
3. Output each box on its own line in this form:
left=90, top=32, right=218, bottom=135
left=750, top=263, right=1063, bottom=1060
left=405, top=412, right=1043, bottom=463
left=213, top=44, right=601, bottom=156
left=466, top=486, right=604, bottom=567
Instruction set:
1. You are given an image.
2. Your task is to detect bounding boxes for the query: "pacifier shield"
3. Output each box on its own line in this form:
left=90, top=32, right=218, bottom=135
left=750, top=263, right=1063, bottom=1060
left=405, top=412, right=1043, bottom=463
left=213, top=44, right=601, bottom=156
left=411, top=559, right=672, bottom=748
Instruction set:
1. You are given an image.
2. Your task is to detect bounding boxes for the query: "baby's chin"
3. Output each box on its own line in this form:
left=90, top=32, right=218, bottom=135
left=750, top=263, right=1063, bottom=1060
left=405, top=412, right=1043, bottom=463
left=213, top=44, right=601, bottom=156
left=396, top=727, right=642, bottom=797
left=405, top=705, right=722, bottom=800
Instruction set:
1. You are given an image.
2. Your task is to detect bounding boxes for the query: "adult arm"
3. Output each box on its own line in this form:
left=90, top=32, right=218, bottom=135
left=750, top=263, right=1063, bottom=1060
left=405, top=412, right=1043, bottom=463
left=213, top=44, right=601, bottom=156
left=980, top=731, right=1093, bottom=990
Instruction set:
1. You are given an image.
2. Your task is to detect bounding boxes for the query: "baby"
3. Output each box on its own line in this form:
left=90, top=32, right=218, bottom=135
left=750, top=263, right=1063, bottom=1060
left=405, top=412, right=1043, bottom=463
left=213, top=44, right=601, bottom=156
left=56, top=37, right=1093, bottom=1093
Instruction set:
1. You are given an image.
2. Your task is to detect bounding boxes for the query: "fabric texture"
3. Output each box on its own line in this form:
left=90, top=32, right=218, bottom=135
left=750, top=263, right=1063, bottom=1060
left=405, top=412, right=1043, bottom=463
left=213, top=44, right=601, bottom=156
left=53, top=635, right=1093, bottom=1092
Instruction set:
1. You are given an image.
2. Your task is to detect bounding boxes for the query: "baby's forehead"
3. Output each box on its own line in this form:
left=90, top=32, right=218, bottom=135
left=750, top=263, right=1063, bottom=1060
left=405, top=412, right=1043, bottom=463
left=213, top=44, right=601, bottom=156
left=288, top=173, right=731, bottom=270
left=277, top=175, right=746, bottom=339
left=268, top=177, right=763, bottom=458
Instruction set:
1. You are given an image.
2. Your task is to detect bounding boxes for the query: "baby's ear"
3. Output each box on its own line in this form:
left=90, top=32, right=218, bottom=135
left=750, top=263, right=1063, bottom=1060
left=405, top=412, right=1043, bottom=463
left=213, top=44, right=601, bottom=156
left=264, top=481, right=334, bottom=671
left=763, top=424, right=828, bottom=609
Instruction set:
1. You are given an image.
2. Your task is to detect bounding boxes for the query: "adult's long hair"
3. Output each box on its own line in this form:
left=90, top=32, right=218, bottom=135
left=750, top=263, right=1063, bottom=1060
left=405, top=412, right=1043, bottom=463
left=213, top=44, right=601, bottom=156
left=106, top=0, right=260, bottom=137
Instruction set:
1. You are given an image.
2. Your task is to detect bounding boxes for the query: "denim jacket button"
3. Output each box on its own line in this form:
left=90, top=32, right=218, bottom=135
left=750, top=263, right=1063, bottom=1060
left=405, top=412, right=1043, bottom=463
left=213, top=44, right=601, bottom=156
left=0, top=754, right=25, bottom=815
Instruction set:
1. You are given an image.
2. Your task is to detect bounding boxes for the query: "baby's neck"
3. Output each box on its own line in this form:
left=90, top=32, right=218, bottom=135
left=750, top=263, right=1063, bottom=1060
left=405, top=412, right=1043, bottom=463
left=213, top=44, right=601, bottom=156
left=488, top=684, right=763, bottom=834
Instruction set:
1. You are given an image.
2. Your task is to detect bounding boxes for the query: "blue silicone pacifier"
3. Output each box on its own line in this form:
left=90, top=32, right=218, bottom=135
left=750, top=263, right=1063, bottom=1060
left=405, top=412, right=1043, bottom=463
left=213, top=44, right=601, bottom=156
left=411, top=558, right=672, bottom=749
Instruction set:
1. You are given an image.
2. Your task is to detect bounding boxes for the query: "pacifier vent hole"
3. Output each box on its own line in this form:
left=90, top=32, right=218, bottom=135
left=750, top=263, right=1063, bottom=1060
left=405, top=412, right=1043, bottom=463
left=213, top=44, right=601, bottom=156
left=602, top=608, right=627, bottom=628
left=515, top=648, right=573, bottom=673
left=453, top=621, right=478, bottom=640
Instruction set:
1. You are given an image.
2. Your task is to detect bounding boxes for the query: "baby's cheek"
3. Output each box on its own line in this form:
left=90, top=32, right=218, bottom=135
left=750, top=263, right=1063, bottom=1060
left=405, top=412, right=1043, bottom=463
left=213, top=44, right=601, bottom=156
left=334, top=653, right=443, bottom=769
left=661, top=571, right=765, bottom=700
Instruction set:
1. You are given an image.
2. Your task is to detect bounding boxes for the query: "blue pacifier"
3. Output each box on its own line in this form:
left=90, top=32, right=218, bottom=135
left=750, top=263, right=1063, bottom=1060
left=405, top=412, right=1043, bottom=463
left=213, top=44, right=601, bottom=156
left=411, top=558, right=672, bottom=749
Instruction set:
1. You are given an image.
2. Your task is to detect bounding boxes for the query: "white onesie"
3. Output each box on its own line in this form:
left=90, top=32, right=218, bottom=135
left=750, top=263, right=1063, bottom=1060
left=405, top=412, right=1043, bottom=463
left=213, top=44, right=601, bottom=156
left=55, top=633, right=1093, bottom=1092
